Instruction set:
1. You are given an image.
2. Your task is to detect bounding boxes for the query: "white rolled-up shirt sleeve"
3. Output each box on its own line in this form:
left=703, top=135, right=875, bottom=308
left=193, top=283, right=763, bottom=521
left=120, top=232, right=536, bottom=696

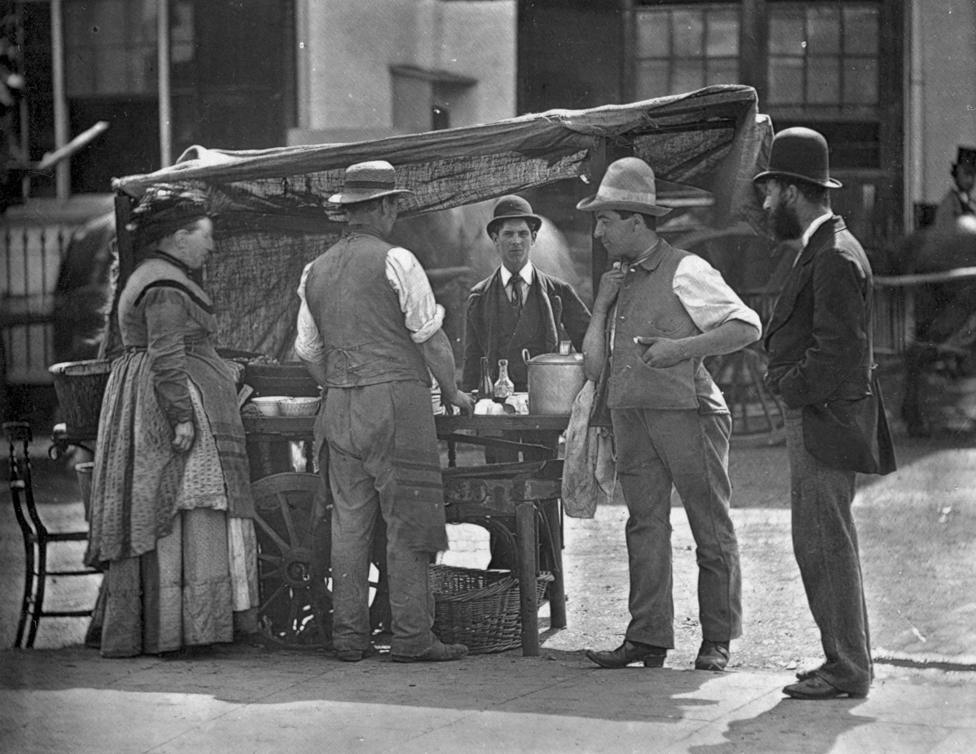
left=294, top=262, right=326, bottom=363
left=386, top=246, right=444, bottom=343
left=673, top=255, right=762, bottom=335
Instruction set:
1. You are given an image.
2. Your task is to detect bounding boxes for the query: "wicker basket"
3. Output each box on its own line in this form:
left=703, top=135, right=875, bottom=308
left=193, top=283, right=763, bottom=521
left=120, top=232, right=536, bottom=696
left=49, top=359, right=113, bottom=438
left=430, top=564, right=554, bottom=654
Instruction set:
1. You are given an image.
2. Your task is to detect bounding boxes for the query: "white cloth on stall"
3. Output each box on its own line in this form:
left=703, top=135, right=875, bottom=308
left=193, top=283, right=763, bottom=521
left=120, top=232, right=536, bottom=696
left=561, top=380, right=615, bottom=518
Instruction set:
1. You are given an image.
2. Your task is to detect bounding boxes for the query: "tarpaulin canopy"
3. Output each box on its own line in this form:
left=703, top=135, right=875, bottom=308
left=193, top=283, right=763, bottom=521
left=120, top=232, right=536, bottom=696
left=107, top=85, right=771, bottom=360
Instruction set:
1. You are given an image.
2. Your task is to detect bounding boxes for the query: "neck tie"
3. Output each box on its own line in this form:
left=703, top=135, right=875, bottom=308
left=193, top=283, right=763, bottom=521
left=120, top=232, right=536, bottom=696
left=509, top=277, right=523, bottom=312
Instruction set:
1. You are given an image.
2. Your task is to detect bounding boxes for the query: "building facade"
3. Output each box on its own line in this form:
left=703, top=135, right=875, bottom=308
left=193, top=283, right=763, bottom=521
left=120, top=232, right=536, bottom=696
left=2, top=0, right=975, bottom=402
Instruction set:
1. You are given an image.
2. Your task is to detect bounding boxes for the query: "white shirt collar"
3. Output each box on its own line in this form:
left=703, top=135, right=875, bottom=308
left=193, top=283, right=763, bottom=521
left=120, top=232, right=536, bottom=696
left=500, top=262, right=534, bottom=287
left=800, top=212, right=833, bottom=248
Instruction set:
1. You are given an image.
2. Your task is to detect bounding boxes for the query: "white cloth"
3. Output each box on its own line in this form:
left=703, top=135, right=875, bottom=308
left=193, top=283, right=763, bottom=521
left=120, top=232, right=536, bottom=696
left=561, top=381, right=615, bottom=518
left=294, top=245, right=445, bottom=362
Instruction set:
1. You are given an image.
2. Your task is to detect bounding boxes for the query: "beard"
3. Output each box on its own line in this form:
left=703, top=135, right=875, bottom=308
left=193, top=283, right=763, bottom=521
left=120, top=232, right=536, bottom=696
left=770, top=200, right=803, bottom=241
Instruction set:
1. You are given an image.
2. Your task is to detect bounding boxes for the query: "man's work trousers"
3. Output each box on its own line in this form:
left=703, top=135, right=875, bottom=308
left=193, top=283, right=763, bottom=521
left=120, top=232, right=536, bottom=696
left=612, top=407, right=742, bottom=648
left=324, top=383, right=438, bottom=658
left=785, top=409, right=872, bottom=695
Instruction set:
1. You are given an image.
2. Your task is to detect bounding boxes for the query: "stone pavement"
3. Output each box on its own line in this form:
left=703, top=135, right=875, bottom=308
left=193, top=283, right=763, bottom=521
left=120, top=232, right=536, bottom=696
left=1, top=644, right=974, bottom=753
left=3, top=432, right=976, bottom=751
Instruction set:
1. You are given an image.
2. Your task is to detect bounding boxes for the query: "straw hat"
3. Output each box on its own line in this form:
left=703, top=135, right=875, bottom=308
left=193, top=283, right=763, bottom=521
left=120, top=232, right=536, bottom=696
left=575, top=157, right=673, bottom=216
left=486, top=195, right=543, bottom=235
left=328, top=160, right=414, bottom=204
left=753, top=127, right=842, bottom=189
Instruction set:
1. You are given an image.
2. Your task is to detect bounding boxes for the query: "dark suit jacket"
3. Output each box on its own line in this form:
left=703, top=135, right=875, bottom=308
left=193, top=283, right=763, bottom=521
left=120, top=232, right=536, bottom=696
left=462, top=267, right=590, bottom=391
left=764, top=215, right=895, bottom=474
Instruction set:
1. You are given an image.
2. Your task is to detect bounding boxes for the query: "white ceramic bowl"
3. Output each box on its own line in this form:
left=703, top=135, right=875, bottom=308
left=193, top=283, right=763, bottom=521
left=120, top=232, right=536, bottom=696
left=278, top=396, right=321, bottom=416
left=250, top=396, right=285, bottom=416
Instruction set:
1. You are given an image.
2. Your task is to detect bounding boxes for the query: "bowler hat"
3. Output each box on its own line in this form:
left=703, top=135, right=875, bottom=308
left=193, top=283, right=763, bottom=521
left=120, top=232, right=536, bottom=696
left=954, top=146, right=976, bottom=169
left=752, top=127, right=842, bottom=189
left=575, top=157, right=673, bottom=216
left=486, top=195, right=543, bottom=235
left=328, top=160, right=414, bottom=205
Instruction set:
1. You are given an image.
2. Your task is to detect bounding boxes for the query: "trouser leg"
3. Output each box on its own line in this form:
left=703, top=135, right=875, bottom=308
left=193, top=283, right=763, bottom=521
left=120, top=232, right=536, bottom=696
left=328, top=447, right=379, bottom=654
left=786, top=410, right=871, bottom=693
left=664, top=411, right=742, bottom=642
left=612, top=408, right=675, bottom=648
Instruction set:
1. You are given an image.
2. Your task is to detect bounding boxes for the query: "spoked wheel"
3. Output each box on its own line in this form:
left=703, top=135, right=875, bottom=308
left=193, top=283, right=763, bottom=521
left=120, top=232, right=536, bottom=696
left=251, top=472, right=332, bottom=647
left=250, top=472, right=390, bottom=649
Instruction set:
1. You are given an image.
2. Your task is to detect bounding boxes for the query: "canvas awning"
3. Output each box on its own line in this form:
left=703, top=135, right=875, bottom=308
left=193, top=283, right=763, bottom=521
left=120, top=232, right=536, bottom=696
left=107, top=85, right=772, bottom=359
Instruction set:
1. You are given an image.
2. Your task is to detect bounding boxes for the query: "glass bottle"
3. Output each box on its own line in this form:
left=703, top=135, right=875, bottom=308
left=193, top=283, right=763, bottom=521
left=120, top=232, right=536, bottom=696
left=479, top=355, right=494, bottom=399
left=493, top=358, right=515, bottom=400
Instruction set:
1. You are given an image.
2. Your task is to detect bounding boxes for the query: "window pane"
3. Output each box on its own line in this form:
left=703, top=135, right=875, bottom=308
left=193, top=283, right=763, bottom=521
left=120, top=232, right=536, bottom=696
left=706, top=10, right=739, bottom=57
left=635, top=60, right=671, bottom=100
left=672, top=10, right=703, bottom=57
left=844, top=57, right=878, bottom=104
left=845, top=7, right=879, bottom=55
left=706, top=58, right=739, bottom=86
left=806, top=6, right=840, bottom=55
left=806, top=56, right=840, bottom=104
left=769, top=13, right=805, bottom=55
left=673, top=60, right=704, bottom=93
left=636, top=10, right=670, bottom=57
left=768, top=57, right=804, bottom=104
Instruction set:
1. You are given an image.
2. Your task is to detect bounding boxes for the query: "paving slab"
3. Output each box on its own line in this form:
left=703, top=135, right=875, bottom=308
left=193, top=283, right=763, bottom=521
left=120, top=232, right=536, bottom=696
left=2, top=648, right=975, bottom=753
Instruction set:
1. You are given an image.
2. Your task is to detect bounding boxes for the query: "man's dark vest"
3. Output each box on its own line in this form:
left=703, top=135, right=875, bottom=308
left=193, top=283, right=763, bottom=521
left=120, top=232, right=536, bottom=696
left=304, top=231, right=429, bottom=388
left=608, top=240, right=724, bottom=410
left=493, top=283, right=547, bottom=390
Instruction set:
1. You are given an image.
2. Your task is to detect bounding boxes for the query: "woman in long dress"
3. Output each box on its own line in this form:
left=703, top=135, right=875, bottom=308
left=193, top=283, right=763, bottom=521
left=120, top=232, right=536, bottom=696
left=86, top=185, right=258, bottom=657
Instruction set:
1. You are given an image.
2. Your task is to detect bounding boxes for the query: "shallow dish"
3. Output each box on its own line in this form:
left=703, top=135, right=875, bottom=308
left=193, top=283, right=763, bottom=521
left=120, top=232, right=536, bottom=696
left=278, top=396, right=321, bottom=416
left=249, top=396, right=285, bottom=416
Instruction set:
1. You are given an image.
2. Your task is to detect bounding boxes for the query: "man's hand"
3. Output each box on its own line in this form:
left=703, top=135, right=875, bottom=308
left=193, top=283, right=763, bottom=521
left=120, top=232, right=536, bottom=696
left=446, top=390, right=475, bottom=416
left=172, top=420, right=195, bottom=453
left=593, top=267, right=626, bottom=314
left=635, top=336, right=686, bottom=368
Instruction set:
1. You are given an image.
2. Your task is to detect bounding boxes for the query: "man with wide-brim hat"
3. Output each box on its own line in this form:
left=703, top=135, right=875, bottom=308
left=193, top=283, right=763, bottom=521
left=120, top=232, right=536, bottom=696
left=462, top=193, right=590, bottom=395
left=577, top=155, right=761, bottom=673
left=295, top=159, right=473, bottom=664
left=756, top=127, right=895, bottom=700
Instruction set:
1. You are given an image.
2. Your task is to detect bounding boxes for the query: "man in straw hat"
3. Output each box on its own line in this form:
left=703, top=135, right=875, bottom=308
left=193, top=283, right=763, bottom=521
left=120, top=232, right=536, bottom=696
left=755, top=127, right=895, bottom=699
left=577, top=156, right=761, bottom=672
left=462, top=194, right=590, bottom=394
left=295, top=160, right=473, bottom=663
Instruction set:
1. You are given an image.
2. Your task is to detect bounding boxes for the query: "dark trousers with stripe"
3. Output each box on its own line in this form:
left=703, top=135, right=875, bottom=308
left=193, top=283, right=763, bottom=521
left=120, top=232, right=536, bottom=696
left=323, top=382, right=447, bottom=657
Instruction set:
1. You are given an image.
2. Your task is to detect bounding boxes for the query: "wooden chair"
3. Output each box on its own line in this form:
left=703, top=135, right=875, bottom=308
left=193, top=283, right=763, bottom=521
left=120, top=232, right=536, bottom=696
left=3, top=421, right=99, bottom=648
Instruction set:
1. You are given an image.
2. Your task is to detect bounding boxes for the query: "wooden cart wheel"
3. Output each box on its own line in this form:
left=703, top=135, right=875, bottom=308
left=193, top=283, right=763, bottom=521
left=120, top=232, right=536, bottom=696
left=706, top=346, right=786, bottom=442
left=250, top=472, right=390, bottom=648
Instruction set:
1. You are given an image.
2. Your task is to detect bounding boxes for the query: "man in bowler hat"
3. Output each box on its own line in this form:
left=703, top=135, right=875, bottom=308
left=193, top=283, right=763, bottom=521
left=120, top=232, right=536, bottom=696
left=578, top=157, right=761, bottom=672
left=462, top=194, right=591, bottom=567
left=755, top=127, right=896, bottom=699
left=462, top=194, right=590, bottom=394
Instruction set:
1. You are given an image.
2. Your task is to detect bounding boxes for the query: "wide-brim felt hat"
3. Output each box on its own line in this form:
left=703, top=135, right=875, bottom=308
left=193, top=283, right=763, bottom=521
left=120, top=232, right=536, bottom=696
left=328, top=160, right=414, bottom=204
left=486, top=195, right=543, bottom=234
left=575, top=157, right=673, bottom=216
left=753, top=126, right=842, bottom=189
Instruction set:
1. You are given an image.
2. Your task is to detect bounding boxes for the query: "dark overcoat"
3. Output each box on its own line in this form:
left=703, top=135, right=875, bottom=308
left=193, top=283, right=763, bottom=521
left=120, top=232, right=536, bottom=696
left=764, top=215, right=896, bottom=474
